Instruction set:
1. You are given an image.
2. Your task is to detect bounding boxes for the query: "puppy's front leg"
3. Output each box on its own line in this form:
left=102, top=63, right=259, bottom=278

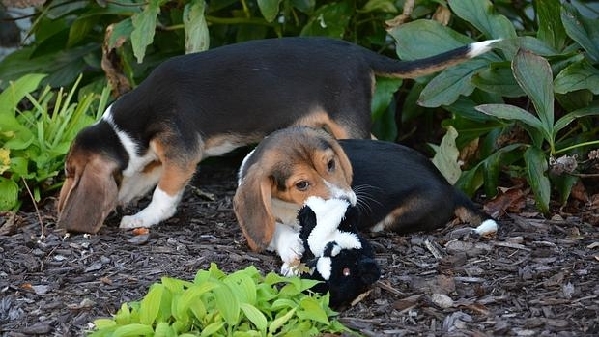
left=120, top=187, right=183, bottom=229
left=120, top=139, right=199, bottom=229
left=269, top=222, right=304, bottom=276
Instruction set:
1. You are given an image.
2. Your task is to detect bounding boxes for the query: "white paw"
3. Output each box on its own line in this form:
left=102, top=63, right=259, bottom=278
left=280, top=262, right=301, bottom=277
left=119, top=214, right=150, bottom=229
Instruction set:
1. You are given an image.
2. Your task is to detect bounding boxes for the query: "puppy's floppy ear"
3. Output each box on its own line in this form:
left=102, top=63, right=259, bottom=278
left=233, top=164, right=276, bottom=252
left=57, top=155, right=119, bottom=234
left=328, top=139, right=353, bottom=184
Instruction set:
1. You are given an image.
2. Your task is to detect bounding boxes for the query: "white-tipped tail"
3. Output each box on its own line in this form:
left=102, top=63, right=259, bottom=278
left=473, top=219, right=499, bottom=237
left=468, top=39, right=502, bottom=58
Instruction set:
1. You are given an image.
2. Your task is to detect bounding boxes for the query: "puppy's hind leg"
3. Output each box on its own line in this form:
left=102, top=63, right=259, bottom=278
left=120, top=137, right=201, bottom=229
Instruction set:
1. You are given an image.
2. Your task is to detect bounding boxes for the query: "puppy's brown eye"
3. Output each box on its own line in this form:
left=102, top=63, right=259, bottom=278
left=296, top=181, right=309, bottom=191
left=327, top=159, right=335, bottom=172
left=343, top=267, right=351, bottom=276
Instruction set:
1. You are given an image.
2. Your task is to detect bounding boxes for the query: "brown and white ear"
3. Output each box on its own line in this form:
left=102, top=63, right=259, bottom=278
left=57, top=156, right=119, bottom=234
left=330, top=140, right=353, bottom=184
left=233, top=164, right=276, bottom=252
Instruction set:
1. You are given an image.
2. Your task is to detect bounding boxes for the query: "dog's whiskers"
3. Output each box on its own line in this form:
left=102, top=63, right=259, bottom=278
left=353, top=184, right=382, bottom=214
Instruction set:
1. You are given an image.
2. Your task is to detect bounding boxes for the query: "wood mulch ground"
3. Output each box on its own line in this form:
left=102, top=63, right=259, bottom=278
left=1, top=160, right=598, bottom=336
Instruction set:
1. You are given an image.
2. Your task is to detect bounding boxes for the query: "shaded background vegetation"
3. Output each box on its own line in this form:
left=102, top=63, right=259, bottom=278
left=1, top=0, right=599, bottom=217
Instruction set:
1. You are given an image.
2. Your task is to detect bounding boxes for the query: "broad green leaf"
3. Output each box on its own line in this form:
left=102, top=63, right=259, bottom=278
left=199, top=322, right=225, bottom=337
left=271, top=298, right=299, bottom=311
left=213, top=283, right=240, bottom=325
left=290, top=0, right=315, bottom=13
left=155, top=322, right=176, bottom=337
left=257, top=0, right=282, bottom=22
left=561, top=4, right=599, bottom=62
left=109, top=19, right=134, bottom=50
left=512, top=49, right=555, bottom=134
left=371, top=77, right=402, bottom=121
left=554, top=61, right=599, bottom=95
left=184, top=0, right=210, bottom=53
left=139, top=284, right=164, bottom=325
left=536, top=0, right=567, bottom=51
left=515, top=36, right=559, bottom=57
left=298, top=297, right=329, bottom=324
left=431, top=126, right=461, bottom=184
left=240, top=303, right=268, bottom=332
left=93, top=318, right=117, bottom=329
left=448, top=0, right=517, bottom=40
left=0, top=178, right=18, bottom=210
left=475, top=104, right=544, bottom=130
left=553, top=174, right=579, bottom=206
left=0, top=74, right=46, bottom=117
left=554, top=100, right=599, bottom=133
left=112, top=323, right=154, bottom=337
left=177, top=281, right=219, bottom=315
left=472, top=63, right=524, bottom=98
left=224, top=271, right=257, bottom=305
left=524, top=146, right=550, bottom=213
left=361, top=0, right=397, bottom=13
left=130, top=1, right=160, bottom=63
left=300, top=2, right=352, bottom=38
left=269, top=307, right=297, bottom=333
left=388, top=19, right=471, bottom=61
left=418, top=58, right=490, bottom=107
left=68, top=15, right=99, bottom=47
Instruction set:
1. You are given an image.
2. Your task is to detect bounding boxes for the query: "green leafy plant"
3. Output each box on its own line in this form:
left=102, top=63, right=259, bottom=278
left=0, top=74, right=110, bottom=210
left=389, top=0, right=599, bottom=213
left=89, top=264, right=350, bottom=336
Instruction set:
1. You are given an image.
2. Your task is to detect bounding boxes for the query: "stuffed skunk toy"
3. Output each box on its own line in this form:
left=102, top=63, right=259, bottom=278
left=297, top=196, right=381, bottom=308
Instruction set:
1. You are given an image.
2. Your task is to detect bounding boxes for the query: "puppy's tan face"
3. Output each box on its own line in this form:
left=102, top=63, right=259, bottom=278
left=234, top=127, right=355, bottom=252
left=270, top=146, right=355, bottom=206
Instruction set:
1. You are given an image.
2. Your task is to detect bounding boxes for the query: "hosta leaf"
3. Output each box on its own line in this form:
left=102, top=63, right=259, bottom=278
left=448, top=0, right=517, bottom=40
left=109, top=19, right=133, bottom=50
left=561, top=4, right=599, bottom=62
left=298, top=297, right=328, bottom=324
left=524, top=146, right=550, bottom=213
left=300, top=2, right=352, bottom=38
left=418, top=58, right=489, bottom=107
left=472, top=63, right=524, bottom=98
left=130, top=1, right=159, bottom=63
left=184, top=0, right=210, bottom=53
left=0, top=178, right=19, bottom=210
left=139, top=284, right=164, bottom=325
left=112, top=323, right=154, bottom=337
left=269, top=307, right=297, bottom=333
left=554, top=100, right=599, bottom=133
left=199, top=322, right=225, bottom=337
left=0, top=74, right=46, bottom=117
left=371, top=77, right=402, bottom=121
left=388, top=19, right=471, bottom=61
left=512, top=49, right=555, bottom=134
left=177, top=281, right=219, bottom=316
left=536, top=0, right=567, bottom=51
left=475, top=104, right=544, bottom=130
left=431, top=126, right=461, bottom=184
left=257, top=0, right=282, bottom=22
left=213, top=283, right=240, bottom=325
left=240, top=303, right=268, bottom=332
left=554, top=60, right=599, bottom=95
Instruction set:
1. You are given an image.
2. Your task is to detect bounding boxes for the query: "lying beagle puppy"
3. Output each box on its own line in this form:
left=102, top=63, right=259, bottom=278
left=234, top=126, right=498, bottom=267
left=58, top=37, right=498, bottom=234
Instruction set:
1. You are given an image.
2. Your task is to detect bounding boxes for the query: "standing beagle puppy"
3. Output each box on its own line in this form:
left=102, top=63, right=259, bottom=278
left=234, top=126, right=498, bottom=267
left=58, top=37, right=499, bottom=234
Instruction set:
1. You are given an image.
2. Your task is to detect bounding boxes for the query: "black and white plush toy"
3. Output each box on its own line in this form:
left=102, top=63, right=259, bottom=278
left=297, top=196, right=381, bottom=308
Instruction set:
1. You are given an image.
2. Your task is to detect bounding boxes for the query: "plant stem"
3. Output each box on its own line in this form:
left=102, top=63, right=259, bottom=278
left=555, top=140, right=599, bottom=155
